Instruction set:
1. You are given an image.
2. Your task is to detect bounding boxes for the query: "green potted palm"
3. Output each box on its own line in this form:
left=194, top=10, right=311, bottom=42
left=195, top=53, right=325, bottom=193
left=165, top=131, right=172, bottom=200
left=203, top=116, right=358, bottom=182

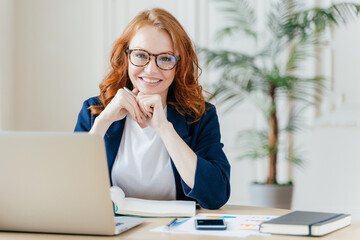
left=202, top=0, right=360, bottom=208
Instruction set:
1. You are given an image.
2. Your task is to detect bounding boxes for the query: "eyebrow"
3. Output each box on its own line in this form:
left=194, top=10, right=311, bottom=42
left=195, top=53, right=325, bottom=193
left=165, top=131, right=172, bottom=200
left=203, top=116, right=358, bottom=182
left=131, top=47, right=175, bottom=55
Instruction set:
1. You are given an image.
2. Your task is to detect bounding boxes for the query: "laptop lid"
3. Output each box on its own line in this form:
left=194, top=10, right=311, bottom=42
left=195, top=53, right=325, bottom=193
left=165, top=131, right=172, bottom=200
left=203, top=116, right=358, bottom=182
left=0, top=132, right=120, bottom=235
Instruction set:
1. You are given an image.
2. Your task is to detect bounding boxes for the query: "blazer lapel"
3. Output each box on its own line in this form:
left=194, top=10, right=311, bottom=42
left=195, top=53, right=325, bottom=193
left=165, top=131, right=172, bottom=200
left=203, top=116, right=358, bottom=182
left=104, top=119, right=126, bottom=179
left=167, top=105, right=189, bottom=140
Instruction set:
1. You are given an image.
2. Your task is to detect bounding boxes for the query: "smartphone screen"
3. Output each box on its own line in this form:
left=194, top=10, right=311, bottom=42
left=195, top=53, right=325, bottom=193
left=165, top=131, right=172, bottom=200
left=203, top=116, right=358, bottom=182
left=195, top=219, right=227, bottom=230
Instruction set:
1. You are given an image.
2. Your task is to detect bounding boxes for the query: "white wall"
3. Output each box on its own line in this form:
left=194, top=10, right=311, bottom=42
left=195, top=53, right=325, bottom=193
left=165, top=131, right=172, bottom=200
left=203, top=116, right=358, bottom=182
left=294, top=126, right=360, bottom=219
left=292, top=0, right=360, bottom=220
left=1, top=0, right=360, bottom=220
left=332, top=1, right=360, bottom=105
left=11, top=0, right=106, bottom=131
left=0, top=0, right=14, bottom=130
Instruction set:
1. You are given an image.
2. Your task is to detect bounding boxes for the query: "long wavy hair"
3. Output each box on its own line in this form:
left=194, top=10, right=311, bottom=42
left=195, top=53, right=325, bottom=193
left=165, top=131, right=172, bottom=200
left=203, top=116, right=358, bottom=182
left=90, top=8, right=206, bottom=122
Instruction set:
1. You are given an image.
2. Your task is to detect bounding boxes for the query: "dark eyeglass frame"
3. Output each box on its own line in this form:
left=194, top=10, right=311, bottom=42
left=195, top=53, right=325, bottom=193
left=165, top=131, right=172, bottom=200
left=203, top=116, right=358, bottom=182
left=126, top=48, right=181, bottom=71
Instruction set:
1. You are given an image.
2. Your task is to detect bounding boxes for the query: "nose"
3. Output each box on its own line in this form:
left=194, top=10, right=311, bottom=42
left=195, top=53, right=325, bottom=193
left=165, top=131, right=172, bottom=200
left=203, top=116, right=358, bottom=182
left=144, top=57, right=159, bottom=73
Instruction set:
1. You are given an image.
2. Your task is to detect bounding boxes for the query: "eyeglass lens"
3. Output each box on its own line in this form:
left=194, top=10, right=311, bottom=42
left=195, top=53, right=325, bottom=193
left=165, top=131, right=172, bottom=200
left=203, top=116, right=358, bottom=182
left=130, top=49, right=177, bottom=70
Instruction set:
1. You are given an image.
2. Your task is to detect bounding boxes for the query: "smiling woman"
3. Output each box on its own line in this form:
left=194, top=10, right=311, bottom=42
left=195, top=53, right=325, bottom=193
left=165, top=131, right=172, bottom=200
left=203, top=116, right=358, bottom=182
left=91, top=8, right=204, bottom=123
left=74, top=8, right=231, bottom=210
left=127, top=25, right=176, bottom=105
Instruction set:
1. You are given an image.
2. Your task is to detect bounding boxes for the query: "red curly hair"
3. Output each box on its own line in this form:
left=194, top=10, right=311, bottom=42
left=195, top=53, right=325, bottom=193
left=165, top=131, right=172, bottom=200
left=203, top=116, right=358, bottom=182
left=90, top=8, right=206, bottom=122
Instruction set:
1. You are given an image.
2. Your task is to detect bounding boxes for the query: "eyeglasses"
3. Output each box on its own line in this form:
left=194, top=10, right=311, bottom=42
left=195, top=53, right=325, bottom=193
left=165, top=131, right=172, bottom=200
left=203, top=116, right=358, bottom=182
left=126, top=48, right=180, bottom=71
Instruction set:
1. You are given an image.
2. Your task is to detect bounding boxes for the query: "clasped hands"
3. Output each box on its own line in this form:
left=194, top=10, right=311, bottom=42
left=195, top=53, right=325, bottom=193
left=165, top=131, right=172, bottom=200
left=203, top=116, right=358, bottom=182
left=98, top=87, right=167, bottom=130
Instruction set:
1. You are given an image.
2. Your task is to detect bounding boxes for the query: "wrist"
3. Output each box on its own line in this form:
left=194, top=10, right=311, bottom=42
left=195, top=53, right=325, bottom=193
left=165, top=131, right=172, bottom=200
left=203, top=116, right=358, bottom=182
left=89, top=114, right=113, bottom=137
left=96, top=113, right=113, bottom=126
left=156, top=121, right=174, bottom=138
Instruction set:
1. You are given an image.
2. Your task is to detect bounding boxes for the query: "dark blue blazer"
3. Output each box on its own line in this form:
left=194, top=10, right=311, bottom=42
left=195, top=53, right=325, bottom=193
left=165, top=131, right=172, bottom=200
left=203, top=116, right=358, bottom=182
left=74, top=97, right=230, bottom=209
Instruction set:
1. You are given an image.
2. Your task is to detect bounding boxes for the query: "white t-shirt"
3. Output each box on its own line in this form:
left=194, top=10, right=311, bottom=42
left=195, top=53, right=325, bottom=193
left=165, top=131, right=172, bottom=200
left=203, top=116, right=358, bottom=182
left=111, top=107, right=176, bottom=200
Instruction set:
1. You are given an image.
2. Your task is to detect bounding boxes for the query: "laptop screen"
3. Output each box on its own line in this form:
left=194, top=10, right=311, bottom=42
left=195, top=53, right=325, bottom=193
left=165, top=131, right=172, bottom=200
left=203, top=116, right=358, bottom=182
left=0, top=132, right=117, bottom=235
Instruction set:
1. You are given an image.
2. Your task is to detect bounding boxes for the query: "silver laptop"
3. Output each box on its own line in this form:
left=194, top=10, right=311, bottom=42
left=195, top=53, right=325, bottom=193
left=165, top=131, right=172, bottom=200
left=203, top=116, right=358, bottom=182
left=0, top=132, right=145, bottom=235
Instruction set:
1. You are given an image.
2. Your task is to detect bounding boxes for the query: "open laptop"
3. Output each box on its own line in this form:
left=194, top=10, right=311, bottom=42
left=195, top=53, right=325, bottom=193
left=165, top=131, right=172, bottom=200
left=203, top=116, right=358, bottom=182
left=0, top=132, right=145, bottom=235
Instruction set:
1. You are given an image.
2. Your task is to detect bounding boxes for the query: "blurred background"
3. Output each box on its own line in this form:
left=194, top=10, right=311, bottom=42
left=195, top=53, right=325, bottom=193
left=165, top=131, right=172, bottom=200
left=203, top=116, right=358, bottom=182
left=1, top=0, right=360, bottom=220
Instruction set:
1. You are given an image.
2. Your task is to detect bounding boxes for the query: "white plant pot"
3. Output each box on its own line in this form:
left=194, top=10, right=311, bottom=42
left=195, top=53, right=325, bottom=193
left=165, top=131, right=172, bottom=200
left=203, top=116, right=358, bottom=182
left=249, top=183, right=293, bottom=209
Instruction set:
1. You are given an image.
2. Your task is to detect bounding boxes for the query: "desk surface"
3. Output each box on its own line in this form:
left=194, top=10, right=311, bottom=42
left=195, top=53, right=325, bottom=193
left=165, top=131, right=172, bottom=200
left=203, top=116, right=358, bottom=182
left=1, top=205, right=358, bottom=240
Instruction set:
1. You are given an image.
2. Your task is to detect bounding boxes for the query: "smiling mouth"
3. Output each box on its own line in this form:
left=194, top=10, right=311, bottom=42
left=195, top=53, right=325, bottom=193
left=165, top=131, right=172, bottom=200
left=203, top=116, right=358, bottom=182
left=139, top=76, right=162, bottom=83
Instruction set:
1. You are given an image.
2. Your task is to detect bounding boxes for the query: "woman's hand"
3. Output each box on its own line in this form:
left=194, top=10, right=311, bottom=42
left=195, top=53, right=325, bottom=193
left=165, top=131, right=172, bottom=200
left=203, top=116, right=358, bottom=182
left=90, top=88, right=147, bottom=137
left=137, top=93, right=169, bottom=131
left=102, top=88, right=146, bottom=124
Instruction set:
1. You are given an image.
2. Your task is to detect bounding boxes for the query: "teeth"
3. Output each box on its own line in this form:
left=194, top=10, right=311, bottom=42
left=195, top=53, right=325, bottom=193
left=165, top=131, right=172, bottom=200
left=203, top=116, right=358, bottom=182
left=141, top=77, right=161, bottom=83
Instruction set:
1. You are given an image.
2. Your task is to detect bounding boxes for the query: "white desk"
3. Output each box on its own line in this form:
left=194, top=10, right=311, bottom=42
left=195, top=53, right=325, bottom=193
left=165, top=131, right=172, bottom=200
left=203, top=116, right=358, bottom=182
left=0, top=205, right=358, bottom=239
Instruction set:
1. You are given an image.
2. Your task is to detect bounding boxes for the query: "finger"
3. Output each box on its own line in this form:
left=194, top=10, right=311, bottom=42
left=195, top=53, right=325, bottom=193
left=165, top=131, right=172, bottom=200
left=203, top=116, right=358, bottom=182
left=116, top=88, right=133, bottom=102
left=138, top=120, right=148, bottom=128
left=127, top=92, right=149, bottom=118
left=130, top=101, right=146, bottom=123
left=129, top=97, right=147, bottom=123
left=132, top=87, right=140, bottom=96
left=123, top=87, right=137, bottom=99
left=121, top=97, right=143, bottom=123
left=136, top=95, right=151, bottom=117
left=137, top=100, right=150, bottom=118
left=137, top=98, right=153, bottom=118
left=140, top=94, right=161, bottom=108
left=140, top=102, right=152, bottom=118
left=126, top=105, right=138, bottom=122
left=143, top=100, right=155, bottom=112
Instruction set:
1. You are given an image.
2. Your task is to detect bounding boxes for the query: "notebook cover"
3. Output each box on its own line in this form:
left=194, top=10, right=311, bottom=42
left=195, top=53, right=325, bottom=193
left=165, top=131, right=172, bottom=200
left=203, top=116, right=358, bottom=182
left=264, top=211, right=344, bottom=226
left=260, top=211, right=350, bottom=236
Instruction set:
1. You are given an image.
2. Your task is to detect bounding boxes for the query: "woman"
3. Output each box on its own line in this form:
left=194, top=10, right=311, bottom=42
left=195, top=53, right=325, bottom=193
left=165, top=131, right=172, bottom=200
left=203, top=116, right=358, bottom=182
left=74, top=8, right=230, bottom=209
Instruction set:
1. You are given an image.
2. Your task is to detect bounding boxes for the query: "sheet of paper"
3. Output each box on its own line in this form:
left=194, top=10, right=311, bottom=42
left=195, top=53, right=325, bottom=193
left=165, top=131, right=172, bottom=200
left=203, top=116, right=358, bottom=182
left=151, top=213, right=279, bottom=238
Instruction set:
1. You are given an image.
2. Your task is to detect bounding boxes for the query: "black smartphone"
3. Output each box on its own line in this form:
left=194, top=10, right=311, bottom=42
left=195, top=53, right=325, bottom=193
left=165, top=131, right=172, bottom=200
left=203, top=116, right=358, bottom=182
left=195, top=218, right=227, bottom=230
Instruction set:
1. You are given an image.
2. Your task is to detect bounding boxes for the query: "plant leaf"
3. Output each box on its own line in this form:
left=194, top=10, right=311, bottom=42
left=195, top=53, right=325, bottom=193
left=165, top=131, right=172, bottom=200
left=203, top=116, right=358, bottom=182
left=214, top=0, right=257, bottom=41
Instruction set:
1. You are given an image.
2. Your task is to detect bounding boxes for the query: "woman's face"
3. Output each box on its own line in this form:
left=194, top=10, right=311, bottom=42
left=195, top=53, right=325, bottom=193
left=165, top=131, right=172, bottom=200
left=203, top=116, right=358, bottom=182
left=128, top=25, right=176, bottom=101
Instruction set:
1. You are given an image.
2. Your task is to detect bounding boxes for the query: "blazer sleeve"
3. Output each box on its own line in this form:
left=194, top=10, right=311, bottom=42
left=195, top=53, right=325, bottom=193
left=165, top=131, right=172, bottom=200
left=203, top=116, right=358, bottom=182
left=74, top=98, right=98, bottom=132
left=181, top=106, right=231, bottom=209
